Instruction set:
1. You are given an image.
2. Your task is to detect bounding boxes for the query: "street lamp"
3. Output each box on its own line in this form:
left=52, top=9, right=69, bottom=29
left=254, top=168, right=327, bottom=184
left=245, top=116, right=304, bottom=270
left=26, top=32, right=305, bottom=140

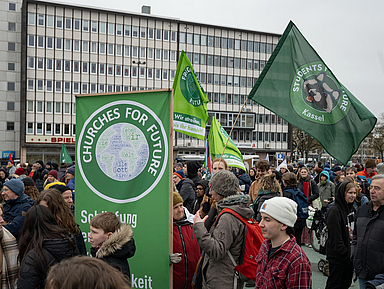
left=132, top=60, right=145, bottom=91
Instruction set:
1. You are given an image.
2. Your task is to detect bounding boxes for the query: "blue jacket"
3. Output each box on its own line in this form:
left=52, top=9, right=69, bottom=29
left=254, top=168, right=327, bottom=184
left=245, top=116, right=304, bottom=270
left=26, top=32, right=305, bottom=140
left=3, top=194, right=35, bottom=240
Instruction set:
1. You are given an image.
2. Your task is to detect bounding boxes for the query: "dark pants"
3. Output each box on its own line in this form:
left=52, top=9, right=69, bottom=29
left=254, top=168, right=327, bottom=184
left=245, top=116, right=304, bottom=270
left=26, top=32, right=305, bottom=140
left=294, top=219, right=306, bottom=246
left=325, top=260, right=353, bottom=289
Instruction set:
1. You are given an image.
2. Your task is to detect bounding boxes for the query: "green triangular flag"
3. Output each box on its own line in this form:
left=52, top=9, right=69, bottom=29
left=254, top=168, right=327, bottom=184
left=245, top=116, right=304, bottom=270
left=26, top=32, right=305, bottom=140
left=208, top=116, right=246, bottom=170
left=60, top=144, right=72, bottom=163
left=172, top=50, right=209, bottom=140
left=248, top=21, right=376, bottom=165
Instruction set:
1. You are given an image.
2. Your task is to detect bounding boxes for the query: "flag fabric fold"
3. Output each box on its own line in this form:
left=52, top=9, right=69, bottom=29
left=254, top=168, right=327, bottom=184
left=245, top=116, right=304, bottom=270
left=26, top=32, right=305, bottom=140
left=208, top=116, right=246, bottom=170
left=60, top=144, right=72, bottom=163
left=248, top=21, right=377, bottom=164
left=172, top=51, right=209, bottom=140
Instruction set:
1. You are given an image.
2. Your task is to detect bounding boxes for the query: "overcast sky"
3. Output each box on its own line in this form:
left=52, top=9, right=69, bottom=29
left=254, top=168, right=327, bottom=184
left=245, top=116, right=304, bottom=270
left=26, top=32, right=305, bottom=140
left=64, top=0, right=384, bottom=118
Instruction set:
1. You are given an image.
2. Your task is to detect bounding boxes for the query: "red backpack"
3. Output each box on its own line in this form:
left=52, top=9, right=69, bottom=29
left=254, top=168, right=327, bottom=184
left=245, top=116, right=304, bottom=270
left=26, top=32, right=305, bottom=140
left=215, top=208, right=264, bottom=281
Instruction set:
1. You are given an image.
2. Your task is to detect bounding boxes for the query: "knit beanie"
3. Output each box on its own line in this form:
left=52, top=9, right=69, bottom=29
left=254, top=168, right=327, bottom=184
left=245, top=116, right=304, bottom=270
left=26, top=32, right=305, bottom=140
left=260, top=197, right=297, bottom=227
left=209, top=170, right=239, bottom=197
left=67, top=165, right=75, bottom=175
left=46, top=161, right=52, bottom=166
left=49, top=183, right=71, bottom=193
left=48, top=170, right=58, bottom=179
left=15, top=168, right=25, bottom=176
left=280, top=164, right=288, bottom=170
left=4, top=179, right=25, bottom=196
left=173, top=191, right=184, bottom=207
left=173, top=170, right=185, bottom=180
left=21, top=177, right=35, bottom=187
left=37, top=160, right=44, bottom=167
left=332, top=165, right=341, bottom=172
left=365, top=158, right=376, bottom=169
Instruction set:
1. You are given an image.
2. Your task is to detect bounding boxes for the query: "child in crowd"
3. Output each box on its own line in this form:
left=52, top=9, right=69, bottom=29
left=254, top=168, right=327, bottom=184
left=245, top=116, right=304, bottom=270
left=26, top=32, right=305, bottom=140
left=88, top=212, right=136, bottom=280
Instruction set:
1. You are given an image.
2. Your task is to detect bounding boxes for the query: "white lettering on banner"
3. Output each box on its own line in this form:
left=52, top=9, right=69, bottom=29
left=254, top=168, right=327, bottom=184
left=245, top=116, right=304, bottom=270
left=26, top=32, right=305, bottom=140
left=131, top=274, right=153, bottom=289
left=173, top=120, right=205, bottom=136
left=80, top=210, right=137, bottom=228
left=292, top=64, right=325, bottom=92
left=301, top=109, right=324, bottom=122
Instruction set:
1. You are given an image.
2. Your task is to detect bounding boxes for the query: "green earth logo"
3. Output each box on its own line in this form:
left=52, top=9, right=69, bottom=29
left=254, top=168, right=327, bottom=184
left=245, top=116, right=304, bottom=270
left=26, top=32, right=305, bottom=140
left=290, top=61, right=350, bottom=125
left=180, top=66, right=202, bottom=107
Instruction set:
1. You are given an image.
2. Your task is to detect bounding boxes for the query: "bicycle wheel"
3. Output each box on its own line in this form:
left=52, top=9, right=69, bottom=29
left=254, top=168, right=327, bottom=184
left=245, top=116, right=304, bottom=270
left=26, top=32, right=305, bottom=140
left=309, top=229, right=320, bottom=252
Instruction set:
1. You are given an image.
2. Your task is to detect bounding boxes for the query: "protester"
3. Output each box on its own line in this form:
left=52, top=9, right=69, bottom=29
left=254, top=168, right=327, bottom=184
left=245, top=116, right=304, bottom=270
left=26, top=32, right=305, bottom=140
left=334, top=173, right=346, bottom=185
left=352, top=174, right=384, bottom=289
left=17, top=205, right=78, bottom=288
left=65, top=165, right=75, bottom=190
left=325, top=181, right=356, bottom=289
left=174, top=162, right=183, bottom=172
left=211, top=158, right=227, bottom=174
left=49, top=183, right=74, bottom=213
left=2, top=179, right=34, bottom=240
left=237, top=168, right=252, bottom=194
left=192, top=180, right=208, bottom=214
left=255, top=197, right=312, bottom=288
left=249, top=168, right=257, bottom=183
left=172, top=192, right=201, bottom=289
left=89, top=212, right=136, bottom=280
left=0, top=168, right=9, bottom=191
left=298, top=166, right=319, bottom=205
left=357, top=158, right=377, bottom=185
left=185, top=161, right=201, bottom=186
left=21, top=177, right=40, bottom=200
left=173, top=170, right=195, bottom=213
left=0, top=203, right=19, bottom=288
left=6, top=161, right=16, bottom=176
left=193, top=170, right=252, bottom=288
left=32, top=160, right=49, bottom=191
left=45, top=256, right=130, bottom=289
left=14, top=167, right=27, bottom=179
left=44, top=170, right=59, bottom=188
left=45, top=161, right=53, bottom=172
left=36, top=189, right=86, bottom=255
left=28, top=163, right=37, bottom=179
left=318, top=171, right=335, bottom=214
left=58, top=163, right=67, bottom=182
left=249, top=160, right=271, bottom=202
left=252, top=173, right=281, bottom=222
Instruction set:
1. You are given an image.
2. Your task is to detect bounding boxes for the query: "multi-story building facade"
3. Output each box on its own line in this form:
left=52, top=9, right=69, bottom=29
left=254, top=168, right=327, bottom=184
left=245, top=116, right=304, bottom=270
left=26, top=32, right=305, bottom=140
left=4, top=0, right=291, bottom=164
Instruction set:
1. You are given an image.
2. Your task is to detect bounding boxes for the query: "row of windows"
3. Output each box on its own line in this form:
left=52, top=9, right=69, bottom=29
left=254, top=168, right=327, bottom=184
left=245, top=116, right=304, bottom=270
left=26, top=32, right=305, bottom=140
left=198, top=74, right=256, bottom=88
left=178, top=130, right=288, bottom=142
left=27, top=100, right=74, bottom=114
left=27, top=122, right=75, bottom=136
left=180, top=33, right=275, bottom=53
left=28, top=13, right=178, bottom=40
left=207, top=111, right=287, bottom=127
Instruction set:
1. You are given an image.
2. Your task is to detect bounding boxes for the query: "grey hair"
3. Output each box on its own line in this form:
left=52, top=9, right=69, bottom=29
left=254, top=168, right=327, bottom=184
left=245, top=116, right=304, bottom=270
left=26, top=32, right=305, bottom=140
left=372, top=174, right=384, bottom=181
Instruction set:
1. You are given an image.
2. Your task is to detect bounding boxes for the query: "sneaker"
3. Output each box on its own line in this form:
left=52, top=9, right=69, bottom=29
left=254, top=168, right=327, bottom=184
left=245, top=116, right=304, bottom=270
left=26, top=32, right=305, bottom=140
left=308, top=245, right=312, bottom=248
left=245, top=280, right=256, bottom=287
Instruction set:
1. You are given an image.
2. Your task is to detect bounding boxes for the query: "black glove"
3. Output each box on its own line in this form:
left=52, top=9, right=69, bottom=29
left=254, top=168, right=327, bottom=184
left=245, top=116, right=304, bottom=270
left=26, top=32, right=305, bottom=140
left=202, top=202, right=210, bottom=214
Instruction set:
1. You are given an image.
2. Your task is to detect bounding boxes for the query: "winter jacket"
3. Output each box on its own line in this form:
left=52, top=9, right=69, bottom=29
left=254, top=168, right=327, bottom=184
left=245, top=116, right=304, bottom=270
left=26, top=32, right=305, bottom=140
left=357, top=169, right=378, bottom=185
left=173, top=209, right=201, bottom=289
left=326, top=182, right=355, bottom=265
left=17, top=235, right=78, bottom=288
left=57, top=168, right=67, bottom=182
left=3, top=194, right=35, bottom=240
left=193, top=194, right=253, bottom=289
left=91, top=224, right=136, bottom=279
left=352, top=201, right=384, bottom=280
left=252, top=190, right=280, bottom=222
left=177, top=178, right=196, bottom=213
left=187, top=161, right=201, bottom=187
left=317, top=171, right=335, bottom=209
left=255, top=236, right=312, bottom=288
left=283, top=186, right=307, bottom=229
left=297, top=178, right=319, bottom=204
left=32, top=167, right=49, bottom=191
left=366, top=274, right=384, bottom=289
left=238, top=174, right=252, bottom=194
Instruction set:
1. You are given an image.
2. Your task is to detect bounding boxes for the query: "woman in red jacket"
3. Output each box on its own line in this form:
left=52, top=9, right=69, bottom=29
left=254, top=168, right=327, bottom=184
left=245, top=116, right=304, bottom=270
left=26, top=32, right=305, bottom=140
left=171, top=192, right=201, bottom=289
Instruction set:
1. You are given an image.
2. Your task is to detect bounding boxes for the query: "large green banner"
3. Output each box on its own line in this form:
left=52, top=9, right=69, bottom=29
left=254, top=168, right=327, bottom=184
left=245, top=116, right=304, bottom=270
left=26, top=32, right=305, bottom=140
left=76, top=90, right=172, bottom=289
left=208, top=116, right=246, bottom=170
left=173, top=51, right=209, bottom=140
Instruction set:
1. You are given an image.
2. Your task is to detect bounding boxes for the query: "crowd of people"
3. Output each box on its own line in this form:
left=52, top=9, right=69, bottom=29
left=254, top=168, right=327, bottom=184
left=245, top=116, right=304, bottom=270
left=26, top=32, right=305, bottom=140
left=172, top=158, right=384, bottom=289
left=0, top=159, right=135, bottom=288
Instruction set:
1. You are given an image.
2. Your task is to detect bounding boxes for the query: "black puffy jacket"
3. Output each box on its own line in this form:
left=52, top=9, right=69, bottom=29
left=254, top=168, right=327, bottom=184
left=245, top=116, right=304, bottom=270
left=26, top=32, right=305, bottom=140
left=17, top=236, right=78, bottom=288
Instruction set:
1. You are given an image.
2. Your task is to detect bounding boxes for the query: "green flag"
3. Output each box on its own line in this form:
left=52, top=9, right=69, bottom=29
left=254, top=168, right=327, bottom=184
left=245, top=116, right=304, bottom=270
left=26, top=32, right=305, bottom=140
left=248, top=21, right=377, bottom=165
left=173, top=50, right=209, bottom=140
left=208, top=116, right=246, bottom=170
left=60, top=144, right=72, bottom=163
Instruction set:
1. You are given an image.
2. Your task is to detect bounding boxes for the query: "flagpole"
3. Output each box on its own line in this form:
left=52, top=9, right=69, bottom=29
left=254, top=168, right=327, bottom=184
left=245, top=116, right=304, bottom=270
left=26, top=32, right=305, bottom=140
left=218, top=97, right=248, bottom=164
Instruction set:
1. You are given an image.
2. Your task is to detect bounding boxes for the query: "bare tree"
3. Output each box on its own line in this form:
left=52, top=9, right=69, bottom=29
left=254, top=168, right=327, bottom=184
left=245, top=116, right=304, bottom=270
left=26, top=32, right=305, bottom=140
left=371, top=113, right=384, bottom=160
left=291, top=127, right=323, bottom=163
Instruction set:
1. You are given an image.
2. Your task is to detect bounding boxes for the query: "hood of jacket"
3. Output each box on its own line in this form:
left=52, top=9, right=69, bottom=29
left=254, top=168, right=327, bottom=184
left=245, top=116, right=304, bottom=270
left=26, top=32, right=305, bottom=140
left=334, top=181, right=353, bottom=212
left=5, top=193, right=34, bottom=207
left=216, top=194, right=253, bottom=219
left=238, top=174, right=252, bottom=185
left=42, top=235, right=77, bottom=261
left=319, top=170, right=330, bottom=185
left=96, top=224, right=134, bottom=260
left=187, top=161, right=200, bottom=180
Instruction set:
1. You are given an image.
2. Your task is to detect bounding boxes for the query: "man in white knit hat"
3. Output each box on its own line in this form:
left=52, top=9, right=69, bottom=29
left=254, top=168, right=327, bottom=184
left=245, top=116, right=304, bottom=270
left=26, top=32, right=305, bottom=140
left=255, top=197, right=312, bottom=288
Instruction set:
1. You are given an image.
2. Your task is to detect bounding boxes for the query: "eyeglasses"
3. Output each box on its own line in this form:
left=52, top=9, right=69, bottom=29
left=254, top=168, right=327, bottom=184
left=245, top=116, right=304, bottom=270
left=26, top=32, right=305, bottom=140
left=196, top=188, right=204, bottom=190
left=1, top=188, right=10, bottom=193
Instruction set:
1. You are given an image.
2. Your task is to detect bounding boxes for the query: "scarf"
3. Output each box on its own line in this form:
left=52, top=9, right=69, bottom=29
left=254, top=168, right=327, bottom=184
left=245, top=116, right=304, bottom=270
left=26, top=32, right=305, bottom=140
left=1, top=228, right=19, bottom=288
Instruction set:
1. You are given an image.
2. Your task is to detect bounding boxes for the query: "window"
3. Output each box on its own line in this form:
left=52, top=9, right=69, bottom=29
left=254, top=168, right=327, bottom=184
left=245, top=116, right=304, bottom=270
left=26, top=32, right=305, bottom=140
left=155, top=69, right=160, bottom=79
left=99, top=84, right=105, bottom=93
left=107, top=64, right=113, bottom=75
left=9, top=3, right=16, bottom=11
left=82, top=62, right=88, bottom=73
left=46, top=80, right=52, bottom=91
left=65, top=39, right=71, bottom=51
left=7, top=102, right=15, bottom=111
left=116, top=45, right=122, bottom=56
left=46, top=124, right=52, bottom=135
left=163, top=30, right=169, bottom=41
left=64, top=103, right=70, bottom=114
left=99, top=63, right=105, bottom=75
left=99, top=43, right=105, bottom=54
left=64, top=60, right=70, bottom=72
left=140, top=27, right=146, bottom=38
left=171, top=31, right=177, bottom=42
left=116, top=65, right=121, bottom=76
left=8, top=63, right=15, bottom=71
left=28, top=35, right=34, bottom=47
left=147, top=48, right=153, bottom=59
left=83, top=20, right=89, bottom=32
left=91, top=63, right=97, bottom=74
left=82, top=83, right=88, bottom=94
left=163, top=50, right=169, bottom=61
left=37, top=36, right=44, bottom=48
left=56, top=38, right=62, bottom=50
left=55, top=124, right=61, bottom=135
left=91, top=21, right=97, bottom=32
left=208, top=36, right=214, bottom=47
left=28, top=57, right=34, bottom=69
left=108, top=44, right=114, bottom=55
left=108, top=23, right=114, bottom=35
left=148, top=28, right=154, bottom=39
left=155, top=49, right=161, bottom=60
left=56, top=60, right=62, bottom=71
left=91, top=84, right=96, bottom=93
left=73, top=40, right=80, bottom=51
left=37, top=79, right=43, bottom=91
left=55, top=81, right=62, bottom=92
left=28, top=13, right=35, bottom=25
left=156, top=29, right=162, bottom=40
left=46, top=59, right=53, bottom=70
left=47, top=37, right=53, bottom=49
left=64, top=82, right=71, bottom=93
left=100, top=22, right=106, bottom=33
left=124, top=66, right=130, bottom=77
left=36, top=101, right=43, bottom=112
left=8, top=22, right=16, bottom=31
left=64, top=124, right=70, bottom=135
left=46, top=101, right=52, bottom=113
left=27, top=123, right=34, bottom=134
left=8, top=42, right=15, bottom=51
left=124, top=45, right=130, bottom=57
left=47, top=15, right=54, bottom=27
left=74, top=19, right=80, bottom=30
left=241, top=40, right=247, bottom=51
left=7, top=82, right=15, bottom=91
left=73, top=83, right=79, bottom=93
left=116, top=24, right=122, bottom=36
left=82, top=41, right=88, bottom=52
left=147, top=68, right=152, bottom=79
left=65, top=18, right=71, bottom=29
left=56, top=16, right=63, bottom=28
left=170, top=51, right=176, bottom=62
left=124, top=25, right=130, bottom=36
left=132, top=46, right=138, bottom=57
left=55, top=102, right=61, bottom=113
left=27, top=101, right=34, bottom=112
left=7, top=122, right=14, bottom=131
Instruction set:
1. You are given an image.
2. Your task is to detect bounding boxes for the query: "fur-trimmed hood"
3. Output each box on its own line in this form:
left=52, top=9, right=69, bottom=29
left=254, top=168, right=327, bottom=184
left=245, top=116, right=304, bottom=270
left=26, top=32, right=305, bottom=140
left=216, top=193, right=253, bottom=219
left=95, top=224, right=134, bottom=259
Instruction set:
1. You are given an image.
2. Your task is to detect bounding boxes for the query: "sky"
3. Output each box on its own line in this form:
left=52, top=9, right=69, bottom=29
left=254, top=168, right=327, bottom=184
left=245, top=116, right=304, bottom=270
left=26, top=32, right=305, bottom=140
left=63, top=0, right=384, bottom=118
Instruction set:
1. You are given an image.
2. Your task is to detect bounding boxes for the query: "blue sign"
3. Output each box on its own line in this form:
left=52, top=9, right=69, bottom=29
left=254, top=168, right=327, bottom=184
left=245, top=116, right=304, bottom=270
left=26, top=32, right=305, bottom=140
left=277, top=153, right=284, bottom=160
left=2, top=151, right=15, bottom=159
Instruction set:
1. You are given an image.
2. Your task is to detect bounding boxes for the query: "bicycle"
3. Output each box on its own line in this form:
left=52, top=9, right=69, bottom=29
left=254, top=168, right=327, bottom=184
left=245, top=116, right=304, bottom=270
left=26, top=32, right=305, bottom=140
left=309, top=209, right=327, bottom=254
